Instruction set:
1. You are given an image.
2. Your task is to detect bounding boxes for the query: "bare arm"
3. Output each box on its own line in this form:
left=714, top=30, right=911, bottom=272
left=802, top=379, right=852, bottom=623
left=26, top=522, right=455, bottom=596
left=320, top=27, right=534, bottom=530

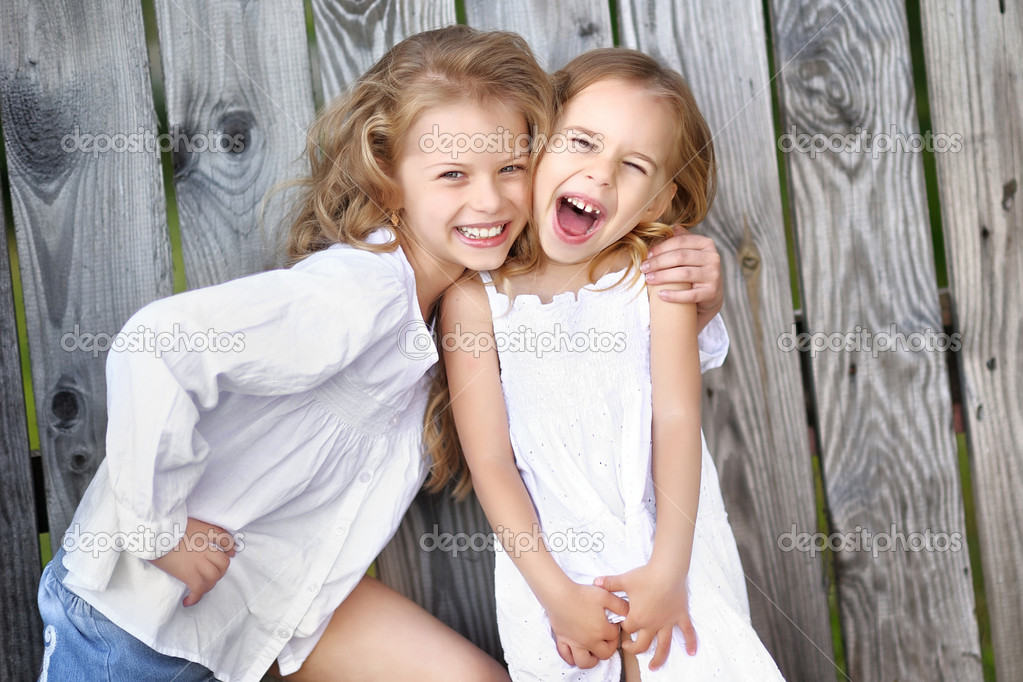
left=440, top=278, right=628, bottom=667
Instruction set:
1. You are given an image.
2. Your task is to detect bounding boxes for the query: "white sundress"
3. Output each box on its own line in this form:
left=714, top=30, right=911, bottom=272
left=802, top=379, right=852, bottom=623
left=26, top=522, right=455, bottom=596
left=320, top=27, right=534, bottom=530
left=480, top=268, right=785, bottom=681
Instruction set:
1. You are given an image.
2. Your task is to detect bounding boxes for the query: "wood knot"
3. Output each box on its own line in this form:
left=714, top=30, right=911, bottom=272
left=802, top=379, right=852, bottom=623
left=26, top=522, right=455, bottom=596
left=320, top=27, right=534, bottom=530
left=218, top=110, right=254, bottom=155
left=577, top=21, right=599, bottom=38
left=50, top=389, right=81, bottom=430
left=69, top=451, right=92, bottom=473
left=1003, top=179, right=1017, bottom=212
left=980, top=225, right=990, bottom=240
left=987, top=357, right=996, bottom=371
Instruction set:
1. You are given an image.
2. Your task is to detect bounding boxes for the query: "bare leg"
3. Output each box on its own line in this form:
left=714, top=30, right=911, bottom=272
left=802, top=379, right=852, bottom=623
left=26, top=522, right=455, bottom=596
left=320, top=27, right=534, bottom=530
left=622, top=651, right=641, bottom=682
left=280, top=575, right=509, bottom=682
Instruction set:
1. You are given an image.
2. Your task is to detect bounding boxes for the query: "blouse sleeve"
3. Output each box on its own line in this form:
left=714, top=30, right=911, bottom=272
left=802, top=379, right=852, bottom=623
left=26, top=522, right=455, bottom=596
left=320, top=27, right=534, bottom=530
left=103, top=247, right=409, bottom=558
left=698, top=312, right=730, bottom=373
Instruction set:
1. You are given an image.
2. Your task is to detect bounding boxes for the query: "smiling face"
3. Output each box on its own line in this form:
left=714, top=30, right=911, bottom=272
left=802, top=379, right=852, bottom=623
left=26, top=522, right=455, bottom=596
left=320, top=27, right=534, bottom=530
left=395, top=100, right=531, bottom=278
left=533, top=78, right=678, bottom=270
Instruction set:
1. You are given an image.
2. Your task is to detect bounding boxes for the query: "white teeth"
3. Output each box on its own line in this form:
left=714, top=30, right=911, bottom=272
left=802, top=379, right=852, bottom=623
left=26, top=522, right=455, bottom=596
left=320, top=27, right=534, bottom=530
left=564, top=196, right=601, bottom=216
left=458, top=225, right=505, bottom=239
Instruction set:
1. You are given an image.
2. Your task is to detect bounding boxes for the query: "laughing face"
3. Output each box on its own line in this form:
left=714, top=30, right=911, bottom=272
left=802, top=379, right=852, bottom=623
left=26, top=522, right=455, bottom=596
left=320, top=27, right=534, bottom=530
left=533, top=78, right=678, bottom=271
left=395, top=100, right=531, bottom=278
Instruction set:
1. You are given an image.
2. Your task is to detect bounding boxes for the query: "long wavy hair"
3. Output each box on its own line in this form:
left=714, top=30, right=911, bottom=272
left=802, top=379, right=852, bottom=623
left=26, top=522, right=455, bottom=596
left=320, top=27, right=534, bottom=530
left=424, top=47, right=717, bottom=499
left=275, top=25, right=553, bottom=265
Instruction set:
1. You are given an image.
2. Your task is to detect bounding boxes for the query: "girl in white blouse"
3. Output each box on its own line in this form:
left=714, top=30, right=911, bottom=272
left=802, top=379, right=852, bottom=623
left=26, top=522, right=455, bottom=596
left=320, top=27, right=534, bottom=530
left=36, top=26, right=550, bottom=682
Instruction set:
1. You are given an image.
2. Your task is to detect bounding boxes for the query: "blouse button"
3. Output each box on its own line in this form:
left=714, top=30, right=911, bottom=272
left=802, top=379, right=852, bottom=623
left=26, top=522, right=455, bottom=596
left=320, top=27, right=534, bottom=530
left=359, top=470, right=372, bottom=484
left=335, top=525, right=346, bottom=536
left=277, top=627, right=290, bottom=639
left=388, top=416, right=399, bottom=426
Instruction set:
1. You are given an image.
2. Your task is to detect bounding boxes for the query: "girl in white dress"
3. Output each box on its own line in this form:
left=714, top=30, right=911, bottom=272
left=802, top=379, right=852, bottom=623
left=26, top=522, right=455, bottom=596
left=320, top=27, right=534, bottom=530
left=430, top=48, right=786, bottom=680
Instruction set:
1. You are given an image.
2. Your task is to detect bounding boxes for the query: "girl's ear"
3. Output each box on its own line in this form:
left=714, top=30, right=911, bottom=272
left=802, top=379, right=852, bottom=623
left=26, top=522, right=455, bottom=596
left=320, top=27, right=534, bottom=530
left=646, top=181, right=677, bottom=221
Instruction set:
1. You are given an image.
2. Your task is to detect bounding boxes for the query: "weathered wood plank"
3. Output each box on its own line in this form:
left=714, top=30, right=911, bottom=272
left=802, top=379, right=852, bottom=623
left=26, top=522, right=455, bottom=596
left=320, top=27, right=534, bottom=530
left=464, top=0, right=611, bottom=70
left=617, top=1, right=835, bottom=679
left=0, top=183, right=43, bottom=681
left=768, top=0, right=981, bottom=679
left=377, top=486, right=503, bottom=660
left=310, top=0, right=455, bottom=102
left=920, top=2, right=1023, bottom=678
left=0, top=0, right=172, bottom=550
left=154, top=0, right=315, bottom=288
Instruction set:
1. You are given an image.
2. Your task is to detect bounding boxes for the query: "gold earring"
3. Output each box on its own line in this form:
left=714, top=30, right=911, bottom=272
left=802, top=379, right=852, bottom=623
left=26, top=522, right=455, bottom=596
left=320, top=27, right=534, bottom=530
left=389, top=211, right=400, bottom=227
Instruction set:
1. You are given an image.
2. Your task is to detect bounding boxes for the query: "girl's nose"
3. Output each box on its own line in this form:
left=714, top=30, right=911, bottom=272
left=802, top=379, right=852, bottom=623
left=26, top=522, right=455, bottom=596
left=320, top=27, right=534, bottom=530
left=585, top=158, right=614, bottom=187
left=471, top=178, right=502, bottom=213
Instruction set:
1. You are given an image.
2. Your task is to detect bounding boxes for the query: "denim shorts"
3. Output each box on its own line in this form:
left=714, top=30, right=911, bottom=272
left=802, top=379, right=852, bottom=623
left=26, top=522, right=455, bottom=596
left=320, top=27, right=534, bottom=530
left=37, top=549, right=219, bottom=681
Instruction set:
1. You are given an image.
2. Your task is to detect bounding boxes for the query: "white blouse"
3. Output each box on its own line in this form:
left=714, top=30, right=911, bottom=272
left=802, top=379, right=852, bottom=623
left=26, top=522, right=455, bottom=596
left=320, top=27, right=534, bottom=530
left=60, top=229, right=438, bottom=681
left=57, top=225, right=730, bottom=681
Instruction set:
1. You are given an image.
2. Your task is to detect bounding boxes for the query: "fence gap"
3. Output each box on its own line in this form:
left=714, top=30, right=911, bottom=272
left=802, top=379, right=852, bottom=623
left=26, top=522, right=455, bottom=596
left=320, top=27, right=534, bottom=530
left=304, top=0, right=325, bottom=112
left=141, top=0, right=186, bottom=294
left=0, top=114, right=47, bottom=570
left=608, top=0, right=620, bottom=46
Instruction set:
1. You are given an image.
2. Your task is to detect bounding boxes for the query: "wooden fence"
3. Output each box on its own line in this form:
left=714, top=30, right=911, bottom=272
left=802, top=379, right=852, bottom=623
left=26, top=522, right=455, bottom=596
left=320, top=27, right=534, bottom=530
left=1, top=1, right=1019, bottom=680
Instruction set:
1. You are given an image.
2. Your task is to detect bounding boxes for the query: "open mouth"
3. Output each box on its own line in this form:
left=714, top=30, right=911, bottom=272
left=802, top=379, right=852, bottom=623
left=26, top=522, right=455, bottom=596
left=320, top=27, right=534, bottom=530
left=454, top=222, right=511, bottom=246
left=555, top=195, right=605, bottom=240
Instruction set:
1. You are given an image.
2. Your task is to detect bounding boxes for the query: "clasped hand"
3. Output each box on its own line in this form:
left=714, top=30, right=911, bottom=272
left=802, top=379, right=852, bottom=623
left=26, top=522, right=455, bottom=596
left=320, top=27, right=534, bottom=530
left=544, top=580, right=629, bottom=669
left=546, top=562, right=697, bottom=671
left=594, top=563, right=697, bottom=671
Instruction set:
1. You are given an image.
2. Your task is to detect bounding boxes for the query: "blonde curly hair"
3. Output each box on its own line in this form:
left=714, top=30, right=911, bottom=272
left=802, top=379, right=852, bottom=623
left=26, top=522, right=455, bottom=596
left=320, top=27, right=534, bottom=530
left=278, top=25, right=553, bottom=265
